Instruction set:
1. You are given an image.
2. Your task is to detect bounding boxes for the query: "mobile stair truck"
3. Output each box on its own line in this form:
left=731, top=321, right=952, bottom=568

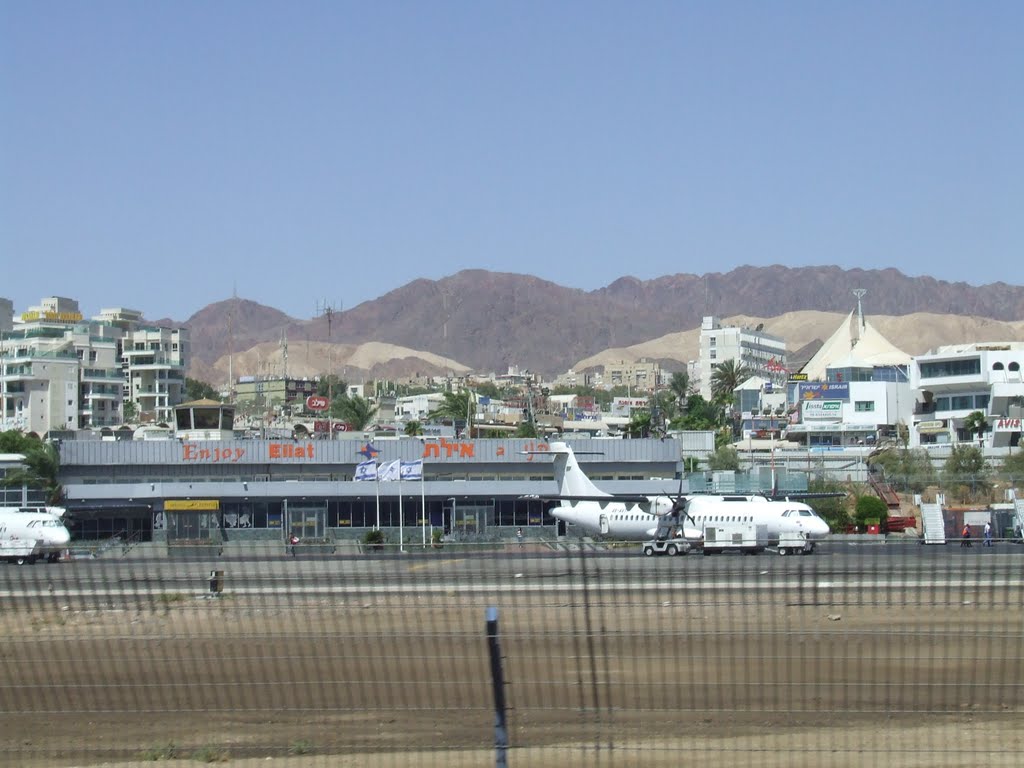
left=701, top=522, right=768, bottom=555
left=641, top=515, right=694, bottom=556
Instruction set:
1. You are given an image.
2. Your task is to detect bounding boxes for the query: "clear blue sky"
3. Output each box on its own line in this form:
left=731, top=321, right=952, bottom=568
left=3, top=1, right=1022, bottom=321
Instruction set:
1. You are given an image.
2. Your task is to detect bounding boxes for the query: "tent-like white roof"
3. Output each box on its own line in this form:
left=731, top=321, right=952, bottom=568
left=800, top=311, right=910, bottom=381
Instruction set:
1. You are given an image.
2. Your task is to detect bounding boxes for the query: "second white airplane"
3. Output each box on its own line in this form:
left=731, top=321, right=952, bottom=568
left=530, top=442, right=831, bottom=545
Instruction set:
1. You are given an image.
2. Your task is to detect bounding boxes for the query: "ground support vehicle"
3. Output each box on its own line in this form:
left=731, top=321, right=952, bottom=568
left=641, top=538, right=692, bottom=556
left=0, top=538, right=43, bottom=565
left=775, top=531, right=814, bottom=556
left=701, top=523, right=768, bottom=555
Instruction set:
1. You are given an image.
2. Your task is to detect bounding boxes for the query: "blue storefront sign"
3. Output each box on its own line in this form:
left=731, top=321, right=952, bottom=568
left=798, top=382, right=850, bottom=401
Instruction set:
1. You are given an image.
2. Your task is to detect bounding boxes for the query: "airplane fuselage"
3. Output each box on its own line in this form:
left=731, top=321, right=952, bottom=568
left=550, top=495, right=830, bottom=543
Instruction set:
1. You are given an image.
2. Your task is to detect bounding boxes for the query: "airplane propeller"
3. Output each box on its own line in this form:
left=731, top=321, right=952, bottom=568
left=662, top=475, right=697, bottom=529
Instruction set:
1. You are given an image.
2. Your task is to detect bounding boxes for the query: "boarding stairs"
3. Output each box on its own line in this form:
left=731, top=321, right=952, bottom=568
left=920, top=503, right=946, bottom=545
left=868, top=472, right=902, bottom=510
left=1013, top=499, right=1024, bottom=543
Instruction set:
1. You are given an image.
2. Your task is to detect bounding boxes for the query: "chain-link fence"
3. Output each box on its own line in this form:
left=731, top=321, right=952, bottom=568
left=1, top=542, right=1022, bottom=767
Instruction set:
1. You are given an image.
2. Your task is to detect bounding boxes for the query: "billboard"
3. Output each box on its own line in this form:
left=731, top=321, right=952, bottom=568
left=798, top=382, right=850, bottom=401
left=802, top=400, right=843, bottom=421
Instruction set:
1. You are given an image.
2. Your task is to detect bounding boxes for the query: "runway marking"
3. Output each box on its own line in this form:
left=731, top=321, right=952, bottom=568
left=407, top=558, right=465, bottom=572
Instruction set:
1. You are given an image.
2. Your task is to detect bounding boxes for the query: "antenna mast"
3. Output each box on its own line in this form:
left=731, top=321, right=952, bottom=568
left=315, top=299, right=342, bottom=401
left=227, top=285, right=238, bottom=396
left=280, top=329, right=288, bottom=379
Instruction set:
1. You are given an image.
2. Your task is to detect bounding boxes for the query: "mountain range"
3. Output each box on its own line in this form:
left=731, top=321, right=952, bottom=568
left=154, top=266, right=1024, bottom=384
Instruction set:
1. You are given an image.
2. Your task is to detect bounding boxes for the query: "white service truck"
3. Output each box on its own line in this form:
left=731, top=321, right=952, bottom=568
left=0, top=538, right=43, bottom=566
left=701, top=522, right=768, bottom=555
left=775, top=531, right=814, bottom=556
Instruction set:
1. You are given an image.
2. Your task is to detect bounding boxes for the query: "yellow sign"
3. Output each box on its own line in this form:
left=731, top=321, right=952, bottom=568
left=165, top=499, right=220, bottom=511
left=20, top=310, right=84, bottom=323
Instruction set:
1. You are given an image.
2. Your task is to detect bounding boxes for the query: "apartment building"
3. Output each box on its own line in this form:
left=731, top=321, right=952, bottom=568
left=699, top=316, right=788, bottom=400
left=0, top=297, right=189, bottom=434
left=910, top=342, right=1024, bottom=449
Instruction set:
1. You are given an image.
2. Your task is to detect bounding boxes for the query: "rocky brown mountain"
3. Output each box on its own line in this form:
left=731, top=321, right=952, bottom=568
left=169, top=266, right=1024, bottom=380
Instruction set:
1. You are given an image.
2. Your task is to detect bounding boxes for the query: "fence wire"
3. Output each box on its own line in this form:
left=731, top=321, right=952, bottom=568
left=1, top=540, right=1022, bottom=767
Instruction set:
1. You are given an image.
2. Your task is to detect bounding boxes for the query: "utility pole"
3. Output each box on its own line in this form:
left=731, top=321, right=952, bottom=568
left=315, top=300, right=342, bottom=401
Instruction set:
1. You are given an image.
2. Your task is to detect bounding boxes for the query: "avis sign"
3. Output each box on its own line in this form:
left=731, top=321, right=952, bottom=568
left=994, top=418, right=1022, bottom=432
left=306, top=395, right=329, bottom=412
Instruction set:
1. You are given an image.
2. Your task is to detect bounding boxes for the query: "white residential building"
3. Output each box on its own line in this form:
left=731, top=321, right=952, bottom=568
left=699, top=316, right=788, bottom=400
left=120, top=325, right=188, bottom=425
left=0, top=297, right=189, bottom=434
left=910, top=342, right=1024, bottom=449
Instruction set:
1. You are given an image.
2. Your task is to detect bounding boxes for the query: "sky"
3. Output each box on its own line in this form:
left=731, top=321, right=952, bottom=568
left=3, top=1, right=1022, bottom=322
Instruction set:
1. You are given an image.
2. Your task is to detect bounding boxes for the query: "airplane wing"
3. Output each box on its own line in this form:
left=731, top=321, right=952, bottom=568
left=520, top=493, right=655, bottom=504
left=764, top=491, right=847, bottom=500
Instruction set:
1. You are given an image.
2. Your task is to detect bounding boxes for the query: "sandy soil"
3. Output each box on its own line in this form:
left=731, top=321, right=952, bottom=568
left=0, top=587, right=1022, bottom=767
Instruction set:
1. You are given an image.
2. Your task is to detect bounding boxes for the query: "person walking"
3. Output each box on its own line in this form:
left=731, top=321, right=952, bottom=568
left=983, top=521, right=993, bottom=547
left=960, top=523, right=972, bottom=548
left=516, top=527, right=524, bottom=549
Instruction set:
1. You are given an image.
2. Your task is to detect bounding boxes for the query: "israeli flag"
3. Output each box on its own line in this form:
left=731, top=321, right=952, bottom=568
left=354, top=460, right=378, bottom=481
left=378, top=459, right=401, bottom=482
left=400, top=459, right=423, bottom=481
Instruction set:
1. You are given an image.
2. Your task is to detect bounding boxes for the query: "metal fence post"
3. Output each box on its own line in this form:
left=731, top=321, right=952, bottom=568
left=486, top=606, right=508, bottom=768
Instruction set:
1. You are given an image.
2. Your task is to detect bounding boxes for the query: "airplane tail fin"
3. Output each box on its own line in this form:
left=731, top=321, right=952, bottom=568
left=545, top=442, right=609, bottom=499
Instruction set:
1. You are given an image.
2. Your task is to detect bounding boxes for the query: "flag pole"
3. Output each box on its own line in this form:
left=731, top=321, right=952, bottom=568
left=398, top=473, right=404, bottom=553
left=375, top=463, right=380, bottom=531
left=421, top=468, right=426, bottom=548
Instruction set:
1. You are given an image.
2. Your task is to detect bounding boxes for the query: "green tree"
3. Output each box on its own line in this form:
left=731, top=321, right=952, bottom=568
left=942, top=444, right=990, bottom=502
left=185, top=377, right=220, bottom=401
left=706, top=445, right=740, bottom=471
left=472, top=381, right=502, bottom=399
left=404, top=420, right=424, bottom=437
left=330, top=394, right=378, bottom=431
left=625, top=409, right=653, bottom=438
left=710, top=359, right=751, bottom=402
left=316, top=374, right=348, bottom=399
left=515, top=420, right=539, bottom=438
left=671, top=394, right=722, bottom=431
left=1001, top=451, right=1024, bottom=484
left=668, top=371, right=692, bottom=409
left=121, top=400, right=138, bottom=424
left=869, top=447, right=936, bottom=493
left=962, top=410, right=989, bottom=446
left=429, top=391, right=475, bottom=436
left=854, top=495, right=889, bottom=527
left=1, top=433, right=63, bottom=504
left=807, top=478, right=852, bottom=533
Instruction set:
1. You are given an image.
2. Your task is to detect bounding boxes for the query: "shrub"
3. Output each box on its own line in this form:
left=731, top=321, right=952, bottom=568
left=362, top=529, right=386, bottom=551
left=854, top=496, right=889, bottom=527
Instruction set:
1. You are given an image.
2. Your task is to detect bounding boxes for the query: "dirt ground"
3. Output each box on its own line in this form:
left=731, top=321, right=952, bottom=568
left=0, top=585, right=1022, bottom=767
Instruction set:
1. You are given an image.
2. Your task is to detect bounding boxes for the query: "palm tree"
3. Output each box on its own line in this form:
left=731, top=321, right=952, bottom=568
left=625, top=409, right=653, bottom=439
left=668, top=371, right=691, bottom=409
left=404, top=420, right=424, bottom=437
left=963, top=410, right=989, bottom=446
left=428, top=391, right=475, bottom=436
left=710, top=359, right=751, bottom=402
left=2, top=438, right=63, bottom=504
left=332, top=395, right=378, bottom=431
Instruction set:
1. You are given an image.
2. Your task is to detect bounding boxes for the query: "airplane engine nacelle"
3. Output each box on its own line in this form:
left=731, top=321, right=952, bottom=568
left=651, top=497, right=675, bottom=516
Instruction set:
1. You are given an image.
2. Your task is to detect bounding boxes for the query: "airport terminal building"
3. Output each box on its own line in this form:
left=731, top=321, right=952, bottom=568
left=58, top=436, right=717, bottom=546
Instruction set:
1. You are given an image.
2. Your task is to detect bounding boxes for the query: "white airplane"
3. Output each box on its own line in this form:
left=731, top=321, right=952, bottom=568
left=0, top=506, right=72, bottom=564
left=529, top=442, right=830, bottom=546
